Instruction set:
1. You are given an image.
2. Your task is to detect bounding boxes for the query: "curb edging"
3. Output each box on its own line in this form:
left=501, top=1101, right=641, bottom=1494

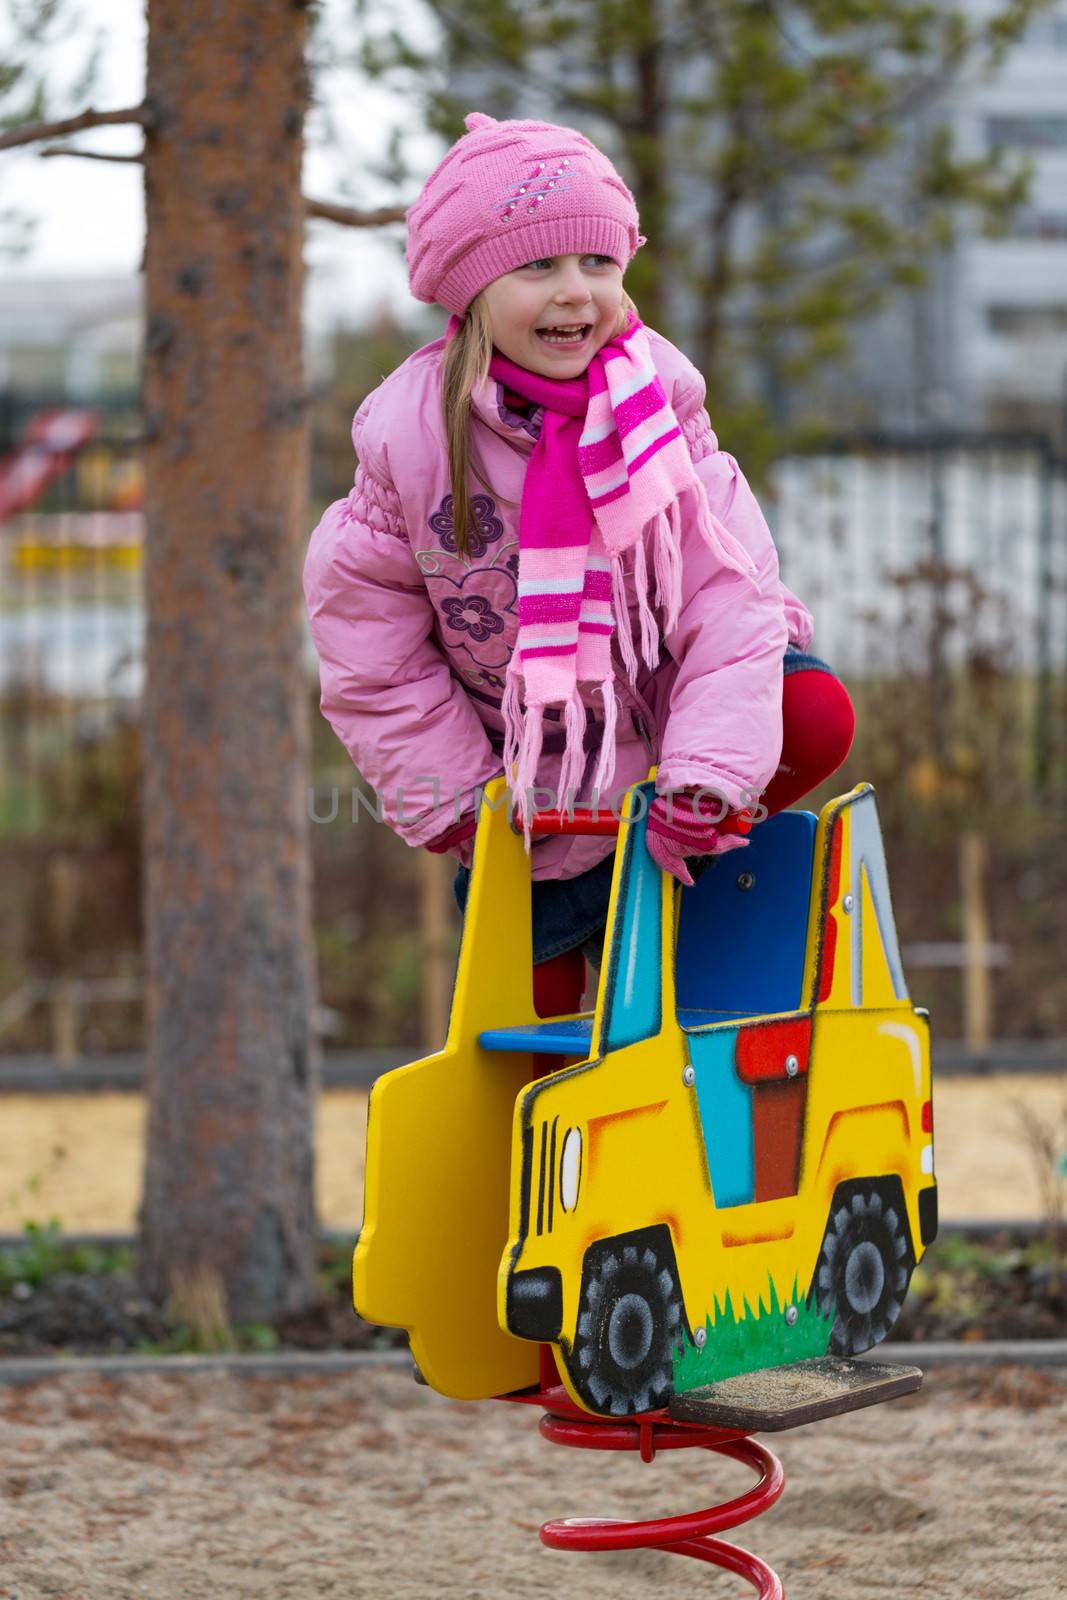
left=2, top=1340, right=1067, bottom=1386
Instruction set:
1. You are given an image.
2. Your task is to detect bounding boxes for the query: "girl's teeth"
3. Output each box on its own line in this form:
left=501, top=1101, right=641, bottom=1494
left=538, top=326, right=588, bottom=343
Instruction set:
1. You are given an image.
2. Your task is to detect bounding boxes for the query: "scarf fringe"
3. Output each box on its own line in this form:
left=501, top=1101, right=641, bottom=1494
left=503, top=674, right=621, bottom=846
left=632, top=535, right=660, bottom=671
left=695, top=491, right=761, bottom=591
left=501, top=662, right=523, bottom=781
left=591, top=676, right=618, bottom=800
left=653, top=504, right=683, bottom=636
left=510, top=700, right=545, bottom=850
left=559, top=687, right=587, bottom=813
left=611, top=553, right=639, bottom=687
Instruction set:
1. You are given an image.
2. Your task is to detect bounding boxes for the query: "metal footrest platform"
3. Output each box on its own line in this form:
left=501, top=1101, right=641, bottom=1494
left=668, top=1355, right=923, bottom=1432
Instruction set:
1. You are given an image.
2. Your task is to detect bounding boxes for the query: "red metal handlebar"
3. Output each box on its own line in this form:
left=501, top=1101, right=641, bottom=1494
left=516, top=804, right=755, bottom=839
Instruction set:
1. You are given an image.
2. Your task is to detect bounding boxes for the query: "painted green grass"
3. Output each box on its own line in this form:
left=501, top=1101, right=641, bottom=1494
left=674, top=1274, right=834, bottom=1390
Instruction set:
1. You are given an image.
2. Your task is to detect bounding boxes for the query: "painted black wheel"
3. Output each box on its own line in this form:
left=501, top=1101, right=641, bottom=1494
left=812, top=1181, right=914, bottom=1355
left=569, top=1227, right=685, bottom=1416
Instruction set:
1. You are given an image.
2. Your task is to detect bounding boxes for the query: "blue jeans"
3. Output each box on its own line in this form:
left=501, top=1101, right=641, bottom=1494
left=452, top=643, right=838, bottom=966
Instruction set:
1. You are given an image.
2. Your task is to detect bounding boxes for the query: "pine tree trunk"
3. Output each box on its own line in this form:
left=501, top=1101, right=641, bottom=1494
left=138, top=0, right=319, bottom=1322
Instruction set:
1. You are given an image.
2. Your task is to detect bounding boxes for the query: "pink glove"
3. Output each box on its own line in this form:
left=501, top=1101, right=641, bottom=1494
left=425, top=813, right=477, bottom=870
left=645, top=788, right=751, bottom=887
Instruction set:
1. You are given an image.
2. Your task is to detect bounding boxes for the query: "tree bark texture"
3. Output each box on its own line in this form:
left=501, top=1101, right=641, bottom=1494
left=138, top=0, right=319, bottom=1322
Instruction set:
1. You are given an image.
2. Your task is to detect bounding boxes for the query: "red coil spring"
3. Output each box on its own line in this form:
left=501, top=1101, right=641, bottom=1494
left=504, top=1354, right=785, bottom=1599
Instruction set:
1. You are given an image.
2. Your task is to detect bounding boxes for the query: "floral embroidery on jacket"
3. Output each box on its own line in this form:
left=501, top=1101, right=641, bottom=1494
left=410, top=490, right=519, bottom=687
left=426, top=563, right=518, bottom=674
left=441, top=592, right=504, bottom=644
left=427, top=492, right=504, bottom=561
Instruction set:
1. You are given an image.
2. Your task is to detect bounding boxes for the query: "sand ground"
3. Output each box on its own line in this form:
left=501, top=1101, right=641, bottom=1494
left=1, top=1073, right=1064, bottom=1235
left=0, top=1362, right=1064, bottom=1599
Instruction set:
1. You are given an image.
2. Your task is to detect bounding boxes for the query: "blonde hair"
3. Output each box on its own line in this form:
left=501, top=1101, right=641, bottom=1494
left=442, top=287, right=639, bottom=559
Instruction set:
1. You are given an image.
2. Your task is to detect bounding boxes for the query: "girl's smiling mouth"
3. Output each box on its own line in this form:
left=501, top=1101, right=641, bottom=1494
left=535, top=322, right=593, bottom=348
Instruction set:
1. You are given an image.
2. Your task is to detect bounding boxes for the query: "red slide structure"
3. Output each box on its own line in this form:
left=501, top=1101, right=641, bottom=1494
left=0, top=409, right=99, bottom=522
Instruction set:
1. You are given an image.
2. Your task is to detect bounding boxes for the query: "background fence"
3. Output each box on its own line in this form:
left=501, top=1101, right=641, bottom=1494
left=3, top=401, right=1067, bottom=1053
left=772, top=433, right=1067, bottom=796
left=0, top=396, right=143, bottom=834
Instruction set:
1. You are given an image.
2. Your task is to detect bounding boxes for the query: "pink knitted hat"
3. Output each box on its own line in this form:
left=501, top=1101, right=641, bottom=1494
left=407, top=112, right=646, bottom=315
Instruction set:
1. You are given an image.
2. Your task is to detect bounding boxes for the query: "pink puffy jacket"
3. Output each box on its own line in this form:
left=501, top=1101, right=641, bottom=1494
left=303, top=325, right=814, bottom=881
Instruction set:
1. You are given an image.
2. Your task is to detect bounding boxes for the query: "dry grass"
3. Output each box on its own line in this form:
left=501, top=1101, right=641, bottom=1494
left=0, top=1089, right=367, bottom=1233
left=0, top=1076, right=1062, bottom=1235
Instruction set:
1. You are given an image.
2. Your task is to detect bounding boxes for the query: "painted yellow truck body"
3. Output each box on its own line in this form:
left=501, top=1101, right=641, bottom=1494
left=355, top=774, right=937, bottom=1417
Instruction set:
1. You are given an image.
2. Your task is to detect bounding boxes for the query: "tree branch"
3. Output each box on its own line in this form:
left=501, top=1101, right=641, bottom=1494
left=40, top=145, right=143, bottom=163
left=304, top=197, right=409, bottom=227
left=762, top=31, right=975, bottom=184
left=0, top=104, right=151, bottom=153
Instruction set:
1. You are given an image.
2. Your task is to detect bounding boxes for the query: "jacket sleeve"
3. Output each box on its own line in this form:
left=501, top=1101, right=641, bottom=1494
left=303, top=433, right=501, bottom=848
left=653, top=377, right=790, bottom=814
left=781, top=581, right=814, bottom=653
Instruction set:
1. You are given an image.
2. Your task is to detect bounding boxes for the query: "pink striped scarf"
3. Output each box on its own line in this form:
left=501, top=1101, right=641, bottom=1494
left=478, top=310, right=759, bottom=840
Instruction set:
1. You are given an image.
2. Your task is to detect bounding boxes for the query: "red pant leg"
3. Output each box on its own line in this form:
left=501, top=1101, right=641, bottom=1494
left=760, top=668, right=856, bottom=818
left=532, top=947, right=587, bottom=1018
left=531, top=947, right=587, bottom=1078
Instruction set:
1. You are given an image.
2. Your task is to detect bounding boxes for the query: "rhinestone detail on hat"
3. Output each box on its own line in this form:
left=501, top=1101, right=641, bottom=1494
left=495, top=158, right=573, bottom=222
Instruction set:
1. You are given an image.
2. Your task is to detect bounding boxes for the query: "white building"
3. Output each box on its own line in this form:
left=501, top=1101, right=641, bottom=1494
left=831, top=4, right=1067, bottom=442
left=0, top=276, right=142, bottom=398
left=0, top=267, right=429, bottom=404
left=951, top=6, right=1067, bottom=436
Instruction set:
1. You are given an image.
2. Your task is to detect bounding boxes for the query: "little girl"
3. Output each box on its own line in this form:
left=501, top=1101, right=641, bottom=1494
left=304, top=112, right=855, bottom=1017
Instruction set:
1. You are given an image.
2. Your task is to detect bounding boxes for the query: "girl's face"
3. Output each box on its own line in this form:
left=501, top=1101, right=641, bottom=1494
left=482, top=252, right=625, bottom=376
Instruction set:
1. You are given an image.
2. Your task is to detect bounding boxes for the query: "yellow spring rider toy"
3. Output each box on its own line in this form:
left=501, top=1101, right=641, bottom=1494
left=354, top=773, right=937, bottom=1596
